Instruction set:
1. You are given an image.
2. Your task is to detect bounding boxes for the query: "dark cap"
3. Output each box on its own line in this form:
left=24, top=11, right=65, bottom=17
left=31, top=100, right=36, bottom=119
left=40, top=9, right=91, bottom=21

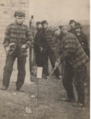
left=59, top=25, right=63, bottom=29
left=59, top=25, right=70, bottom=31
left=14, top=11, right=25, bottom=17
left=75, top=23, right=82, bottom=29
left=42, top=20, right=48, bottom=25
left=69, top=20, right=76, bottom=24
left=36, top=21, right=42, bottom=26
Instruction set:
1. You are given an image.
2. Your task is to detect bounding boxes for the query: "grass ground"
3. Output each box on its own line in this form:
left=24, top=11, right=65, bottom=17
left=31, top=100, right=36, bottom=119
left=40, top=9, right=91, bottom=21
left=0, top=23, right=90, bottom=119
left=0, top=74, right=90, bottom=119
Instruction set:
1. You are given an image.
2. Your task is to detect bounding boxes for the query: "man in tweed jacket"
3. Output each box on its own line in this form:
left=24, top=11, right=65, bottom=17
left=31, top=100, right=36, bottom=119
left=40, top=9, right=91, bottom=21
left=55, top=26, right=89, bottom=107
left=1, top=11, right=33, bottom=91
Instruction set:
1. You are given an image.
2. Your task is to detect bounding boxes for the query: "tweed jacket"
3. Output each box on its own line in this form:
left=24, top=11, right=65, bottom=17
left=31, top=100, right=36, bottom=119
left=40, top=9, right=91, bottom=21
left=3, top=22, right=33, bottom=56
left=59, top=32, right=89, bottom=68
left=42, top=28, right=60, bottom=53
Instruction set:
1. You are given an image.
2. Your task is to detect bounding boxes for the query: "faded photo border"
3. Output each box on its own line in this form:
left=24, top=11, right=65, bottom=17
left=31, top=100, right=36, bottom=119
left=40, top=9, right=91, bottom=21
left=0, top=0, right=90, bottom=119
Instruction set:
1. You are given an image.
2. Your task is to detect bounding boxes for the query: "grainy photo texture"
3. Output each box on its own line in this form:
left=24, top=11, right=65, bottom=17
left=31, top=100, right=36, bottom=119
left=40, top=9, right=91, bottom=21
left=0, top=0, right=90, bottom=119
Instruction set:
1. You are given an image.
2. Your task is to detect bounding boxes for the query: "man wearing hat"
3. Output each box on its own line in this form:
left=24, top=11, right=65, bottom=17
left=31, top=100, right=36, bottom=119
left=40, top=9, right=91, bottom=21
left=55, top=25, right=89, bottom=107
left=75, top=23, right=89, bottom=57
left=34, top=22, right=44, bottom=67
left=69, top=20, right=76, bottom=35
left=41, top=20, right=61, bottom=79
left=1, top=11, right=33, bottom=91
left=68, top=20, right=76, bottom=90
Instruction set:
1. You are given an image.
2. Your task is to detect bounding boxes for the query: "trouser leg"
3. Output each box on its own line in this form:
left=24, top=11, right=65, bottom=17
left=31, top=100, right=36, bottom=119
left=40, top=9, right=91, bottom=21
left=62, top=61, right=74, bottom=99
left=36, top=51, right=43, bottom=67
left=60, top=62, right=65, bottom=76
left=49, top=52, right=60, bottom=78
left=74, top=65, right=86, bottom=104
left=3, top=55, right=16, bottom=88
left=29, top=47, right=35, bottom=72
left=16, top=56, right=26, bottom=90
left=42, top=51, right=49, bottom=76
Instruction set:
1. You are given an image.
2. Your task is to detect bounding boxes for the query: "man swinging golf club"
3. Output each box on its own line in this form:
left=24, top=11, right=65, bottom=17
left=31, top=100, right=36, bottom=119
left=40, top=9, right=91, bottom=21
left=55, top=25, right=89, bottom=107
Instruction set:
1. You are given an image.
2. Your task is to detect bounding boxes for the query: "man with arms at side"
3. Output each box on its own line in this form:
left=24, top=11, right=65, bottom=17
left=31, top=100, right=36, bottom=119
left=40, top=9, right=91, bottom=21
left=42, top=20, right=61, bottom=79
left=1, top=11, right=33, bottom=91
left=34, top=22, right=44, bottom=68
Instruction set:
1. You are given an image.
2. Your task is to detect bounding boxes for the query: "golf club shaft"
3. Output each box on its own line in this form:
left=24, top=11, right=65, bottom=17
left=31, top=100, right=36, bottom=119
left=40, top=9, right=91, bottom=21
left=35, top=67, right=57, bottom=98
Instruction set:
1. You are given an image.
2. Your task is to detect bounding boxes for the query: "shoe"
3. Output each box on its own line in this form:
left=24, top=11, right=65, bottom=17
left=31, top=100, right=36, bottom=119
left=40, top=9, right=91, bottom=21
left=56, top=75, right=62, bottom=80
left=16, top=87, right=24, bottom=92
left=60, top=97, right=75, bottom=102
left=59, top=75, right=62, bottom=79
left=83, top=82, right=87, bottom=87
left=1, top=86, right=8, bottom=90
left=45, top=76, right=49, bottom=79
left=73, top=102, right=84, bottom=107
left=56, top=76, right=62, bottom=80
left=30, top=81, right=35, bottom=85
left=43, top=75, right=49, bottom=79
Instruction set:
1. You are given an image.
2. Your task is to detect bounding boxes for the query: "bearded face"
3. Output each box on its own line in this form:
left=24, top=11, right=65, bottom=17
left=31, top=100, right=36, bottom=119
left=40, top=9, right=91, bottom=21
left=75, top=28, right=81, bottom=35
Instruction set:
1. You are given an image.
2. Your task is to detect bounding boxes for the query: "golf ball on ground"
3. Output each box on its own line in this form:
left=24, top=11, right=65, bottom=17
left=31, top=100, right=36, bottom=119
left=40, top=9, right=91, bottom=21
left=31, top=95, right=35, bottom=98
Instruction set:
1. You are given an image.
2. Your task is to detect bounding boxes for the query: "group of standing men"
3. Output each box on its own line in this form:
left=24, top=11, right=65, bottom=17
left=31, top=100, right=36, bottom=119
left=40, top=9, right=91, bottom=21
left=34, top=19, right=89, bottom=77
left=34, top=19, right=89, bottom=107
left=34, top=20, right=61, bottom=79
left=1, top=11, right=89, bottom=107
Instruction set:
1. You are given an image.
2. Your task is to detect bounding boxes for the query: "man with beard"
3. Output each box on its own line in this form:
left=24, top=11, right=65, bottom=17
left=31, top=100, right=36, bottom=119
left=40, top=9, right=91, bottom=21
left=75, top=23, right=89, bottom=57
left=69, top=20, right=76, bottom=35
left=55, top=25, right=89, bottom=107
left=74, top=23, right=90, bottom=86
left=41, top=20, right=61, bottom=79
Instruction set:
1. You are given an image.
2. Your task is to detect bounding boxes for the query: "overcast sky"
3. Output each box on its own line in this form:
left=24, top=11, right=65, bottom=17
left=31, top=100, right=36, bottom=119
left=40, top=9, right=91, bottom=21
left=29, top=0, right=90, bottom=26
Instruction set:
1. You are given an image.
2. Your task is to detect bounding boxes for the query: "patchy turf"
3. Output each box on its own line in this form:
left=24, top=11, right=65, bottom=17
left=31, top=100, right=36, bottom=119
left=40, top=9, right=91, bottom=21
left=0, top=75, right=90, bottom=119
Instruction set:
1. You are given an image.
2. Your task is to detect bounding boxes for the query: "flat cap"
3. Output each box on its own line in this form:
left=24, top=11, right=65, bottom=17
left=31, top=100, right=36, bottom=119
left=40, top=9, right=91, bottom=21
left=36, top=21, right=42, bottom=26
left=59, top=25, right=63, bottom=29
left=14, top=10, right=25, bottom=17
left=69, top=20, right=76, bottom=24
left=42, top=20, right=48, bottom=25
left=75, top=23, right=82, bottom=29
left=59, top=25, right=70, bottom=31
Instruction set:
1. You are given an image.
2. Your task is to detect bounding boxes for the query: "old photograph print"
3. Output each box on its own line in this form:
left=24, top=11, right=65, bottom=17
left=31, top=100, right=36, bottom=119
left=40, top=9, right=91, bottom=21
left=0, top=0, right=90, bottom=119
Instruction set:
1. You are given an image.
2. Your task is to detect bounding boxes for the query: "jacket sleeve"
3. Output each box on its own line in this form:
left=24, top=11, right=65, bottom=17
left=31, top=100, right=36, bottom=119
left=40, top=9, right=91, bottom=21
left=3, top=25, right=10, bottom=49
left=59, top=37, right=76, bottom=63
left=26, top=27, right=34, bottom=48
left=83, top=34, right=89, bottom=48
left=83, top=34, right=90, bottom=57
left=34, top=33, right=39, bottom=52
